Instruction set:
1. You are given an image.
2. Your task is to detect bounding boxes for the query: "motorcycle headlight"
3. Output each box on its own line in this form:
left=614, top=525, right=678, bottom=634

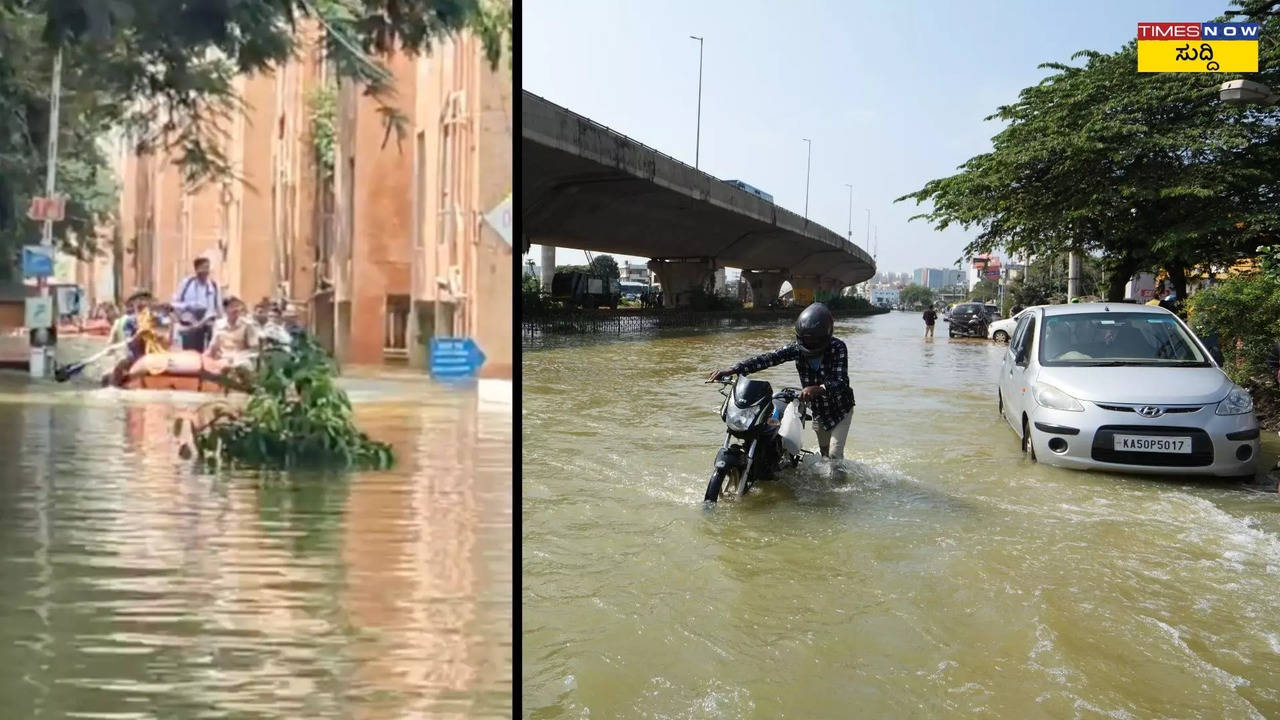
left=1216, top=386, right=1254, bottom=415
left=1032, top=383, right=1084, bottom=412
left=726, top=403, right=761, bottom=432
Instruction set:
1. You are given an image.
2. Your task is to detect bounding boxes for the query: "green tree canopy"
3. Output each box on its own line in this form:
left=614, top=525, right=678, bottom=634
left=968, top=279, right=998, bottom=302
left=897, top=2, right=1280, bottom=300
left=588, top=254, right=620, bottom=280
left=899, top=284, right=935, bottom=308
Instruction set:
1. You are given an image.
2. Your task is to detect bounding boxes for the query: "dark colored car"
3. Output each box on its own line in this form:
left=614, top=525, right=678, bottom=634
left=948, top=302, right=991, bottom=338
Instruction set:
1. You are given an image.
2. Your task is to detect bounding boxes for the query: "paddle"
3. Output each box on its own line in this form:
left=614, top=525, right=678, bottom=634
left=54, top=339, right=130, bottom=382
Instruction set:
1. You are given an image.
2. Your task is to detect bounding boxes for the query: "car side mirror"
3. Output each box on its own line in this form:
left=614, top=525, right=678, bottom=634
left=1014, top=347, right=1028, bottom=365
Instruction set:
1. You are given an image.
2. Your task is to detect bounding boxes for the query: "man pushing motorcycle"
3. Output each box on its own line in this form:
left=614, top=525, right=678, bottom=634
left=708, top=302, right=855, bottom=459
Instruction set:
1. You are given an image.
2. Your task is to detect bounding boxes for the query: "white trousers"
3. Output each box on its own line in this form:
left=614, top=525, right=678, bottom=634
left=815, top=410, right=852, bottom=459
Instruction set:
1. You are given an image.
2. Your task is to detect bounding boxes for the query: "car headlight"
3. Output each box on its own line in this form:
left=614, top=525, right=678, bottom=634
left=1216, top=386, right=1254, bottom=415
left=1032, top=383, right=1084, bottom=412
left=726, top=403, right=761, bottom=431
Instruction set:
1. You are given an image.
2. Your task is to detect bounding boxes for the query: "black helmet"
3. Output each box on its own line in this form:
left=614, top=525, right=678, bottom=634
left=795, top=302, right=834, bottom=357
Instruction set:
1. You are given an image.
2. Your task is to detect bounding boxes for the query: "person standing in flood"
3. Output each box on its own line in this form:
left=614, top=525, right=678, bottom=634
left=922, top=305, right=938, bottom=338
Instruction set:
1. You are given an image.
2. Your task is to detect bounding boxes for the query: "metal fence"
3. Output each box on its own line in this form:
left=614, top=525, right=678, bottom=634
left=521, top=306, right=890, bottom=337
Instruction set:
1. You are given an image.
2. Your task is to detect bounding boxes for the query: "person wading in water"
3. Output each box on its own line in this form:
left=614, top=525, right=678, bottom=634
left=707, top=301, right=855, bottom=461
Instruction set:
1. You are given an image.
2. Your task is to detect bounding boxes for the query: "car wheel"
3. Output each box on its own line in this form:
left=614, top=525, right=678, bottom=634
left=993, top=330, right=1009, bottom=343
left=1022, top=417, right=1037, bottom=462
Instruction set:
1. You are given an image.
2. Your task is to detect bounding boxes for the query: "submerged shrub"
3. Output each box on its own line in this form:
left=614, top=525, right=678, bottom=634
left=190, top=333, right=394, bottom=470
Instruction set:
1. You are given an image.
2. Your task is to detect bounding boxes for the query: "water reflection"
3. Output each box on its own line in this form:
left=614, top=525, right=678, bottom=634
left=0, top=376, right=510, bottom=719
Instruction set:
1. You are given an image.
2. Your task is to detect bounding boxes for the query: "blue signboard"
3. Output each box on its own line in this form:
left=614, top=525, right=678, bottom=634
left=429, top=337, right=486, bottom=380
left=22, top=245, right=54, bottom=278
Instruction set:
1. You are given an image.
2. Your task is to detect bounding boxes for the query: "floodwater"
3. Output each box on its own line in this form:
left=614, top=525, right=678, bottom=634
left=522, top=311, right=1280, bottom=718
left=0, top=364, right=512, bottom=719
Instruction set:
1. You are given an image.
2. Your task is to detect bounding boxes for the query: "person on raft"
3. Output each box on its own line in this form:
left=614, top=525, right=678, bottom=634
left=257, top=304, right=293, bottom=348
left=206, top=296, right=259, bottom=367
left=172, top=255, right=223, bottom=352
left=106, top=293, right=174, bottom=386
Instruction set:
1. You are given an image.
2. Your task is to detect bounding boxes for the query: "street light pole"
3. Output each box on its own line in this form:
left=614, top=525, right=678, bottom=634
left=844, top=184, right=853, bottom=242
left=30, top=48, right=62, bottom=379
left=690, top=35, right=703, bottom=169
left=802, top=138, right=811, bottom=220
left=864, top=209, right=870, bottom=251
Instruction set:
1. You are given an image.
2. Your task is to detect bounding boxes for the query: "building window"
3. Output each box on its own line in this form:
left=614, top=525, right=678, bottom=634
left=384, top=294, right=411, bottom=358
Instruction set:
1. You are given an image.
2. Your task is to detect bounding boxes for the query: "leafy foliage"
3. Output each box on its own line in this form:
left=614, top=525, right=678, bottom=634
left=968, top=279, right=998, bottom=302
left=191, top=333, right=394, bottom=470
left=588, top=254, right=620, bottom=280
left=899, top=284, right=935, bottom=308
left=897, top=3, right=1280, bottom=299
left=307, top=84, right=337, bottom=182
left=1188, top=259, right=1280, bottom=386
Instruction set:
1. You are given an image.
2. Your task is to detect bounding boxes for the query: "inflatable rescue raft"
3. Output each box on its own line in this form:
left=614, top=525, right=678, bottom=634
left=119, top=351, right=244, bottom=393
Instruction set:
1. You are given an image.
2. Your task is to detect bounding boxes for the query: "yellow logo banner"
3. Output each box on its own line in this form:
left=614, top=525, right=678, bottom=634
left=1137, top=40, right=1258, bottom=73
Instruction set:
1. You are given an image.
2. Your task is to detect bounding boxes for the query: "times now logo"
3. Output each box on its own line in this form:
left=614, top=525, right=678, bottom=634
left=1137, top=22, right=1260, bottom=40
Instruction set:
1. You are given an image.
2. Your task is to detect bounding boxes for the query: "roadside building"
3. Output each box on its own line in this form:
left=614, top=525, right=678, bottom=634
left=103, top=24, right=511, bottom=377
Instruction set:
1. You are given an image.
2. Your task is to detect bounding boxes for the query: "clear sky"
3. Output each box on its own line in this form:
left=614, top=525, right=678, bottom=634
left=522, top=0, right=1221, bottom=278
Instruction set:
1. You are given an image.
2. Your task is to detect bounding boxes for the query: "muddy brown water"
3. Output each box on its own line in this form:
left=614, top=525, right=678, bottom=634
left=522, top=310, right=1280, bottom=718
left=0, top=365, right=511, bottom=719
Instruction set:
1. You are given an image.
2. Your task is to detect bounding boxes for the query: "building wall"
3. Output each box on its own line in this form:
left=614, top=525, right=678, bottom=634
left=105, top=24, right=510, bottom=376
left=337, top=33, right=512, bottom=375
left=111, top=26, right=322, bottom=314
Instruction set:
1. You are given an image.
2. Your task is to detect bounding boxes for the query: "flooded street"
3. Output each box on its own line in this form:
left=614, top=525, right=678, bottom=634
left=0, top=370, right=512, bottom=719
left=523, top=311, right=1280, bottom=717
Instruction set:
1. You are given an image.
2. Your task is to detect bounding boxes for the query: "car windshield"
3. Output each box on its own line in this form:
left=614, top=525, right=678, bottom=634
left=1038, top=312, right=1209, bottom=366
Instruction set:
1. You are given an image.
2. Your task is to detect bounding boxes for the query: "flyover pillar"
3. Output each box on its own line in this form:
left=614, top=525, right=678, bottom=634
left=540, top=245, right=556, bottom=291
left=818, top=277, right=845, bottom=300
left=714, top=267, right=726, bottom=295
left=741, top=270, right=786, bottom=308
left=648, top=257, right=717, bottom=308
left=788, top=274, right=821, bottom=305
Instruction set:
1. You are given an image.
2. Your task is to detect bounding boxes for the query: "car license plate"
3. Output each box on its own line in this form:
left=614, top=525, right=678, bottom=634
left=1113, top=435, right=1191, bottom=454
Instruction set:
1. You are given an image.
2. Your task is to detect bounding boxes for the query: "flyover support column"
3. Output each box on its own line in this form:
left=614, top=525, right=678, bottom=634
left=817, top=277, right=845, bottom=301
left=788, top=274, right=821, bottom=305
left=540, top=245, right=556, bottom=292
left=648, top=257, right=717, bottom=308
left=741, top=270, right=786, bottom=309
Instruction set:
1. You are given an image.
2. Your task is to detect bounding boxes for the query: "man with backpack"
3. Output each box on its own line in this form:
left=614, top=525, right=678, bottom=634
left=172, top=255, right=222, bottom=352
left=922, top=305, right=938, bottom=338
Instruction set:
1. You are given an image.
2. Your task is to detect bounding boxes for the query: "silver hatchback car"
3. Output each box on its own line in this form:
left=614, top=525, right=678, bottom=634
left=997, top=303, right=1260, bottom=478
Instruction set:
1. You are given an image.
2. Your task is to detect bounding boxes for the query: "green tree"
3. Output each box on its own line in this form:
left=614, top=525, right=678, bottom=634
left=899, top=284, right=935, bottom=308
left=897, top=5, right=1280, bottom=300
left=969, top=279, right=998, bottom=302
left=588, top=254, right=620, bottom=280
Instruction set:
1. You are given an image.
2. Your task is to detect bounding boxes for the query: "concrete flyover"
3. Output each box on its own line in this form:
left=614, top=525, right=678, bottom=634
left=522, top=91, right=875, bottom=307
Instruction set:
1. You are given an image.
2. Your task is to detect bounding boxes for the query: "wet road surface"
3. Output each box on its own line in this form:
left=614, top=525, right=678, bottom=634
left=0, top=369, right=511, bottom=719
left=523, top=310, right=1280, bottom=718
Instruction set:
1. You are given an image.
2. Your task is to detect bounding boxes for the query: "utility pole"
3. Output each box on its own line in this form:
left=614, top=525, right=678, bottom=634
left=864, top=209, right=870, bottom=251
left=690, top=35, right=703, bottom=169
left=30, top=49, right=62, bottom=379
left=844, top=184, right=853, bottom=242
left=802, top=138, right=811, bottom=220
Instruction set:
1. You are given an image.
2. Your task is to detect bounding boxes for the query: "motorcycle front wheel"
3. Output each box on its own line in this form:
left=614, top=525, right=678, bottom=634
left=704, top=467, right=741, bottom=503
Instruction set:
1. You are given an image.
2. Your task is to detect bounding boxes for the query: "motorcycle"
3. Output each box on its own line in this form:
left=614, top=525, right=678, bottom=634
left=704, top=374, right=812, bottom=503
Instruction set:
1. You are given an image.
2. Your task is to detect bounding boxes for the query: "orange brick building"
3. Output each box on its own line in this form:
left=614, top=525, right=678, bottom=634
left=108, top=26, right=512, bottom=377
